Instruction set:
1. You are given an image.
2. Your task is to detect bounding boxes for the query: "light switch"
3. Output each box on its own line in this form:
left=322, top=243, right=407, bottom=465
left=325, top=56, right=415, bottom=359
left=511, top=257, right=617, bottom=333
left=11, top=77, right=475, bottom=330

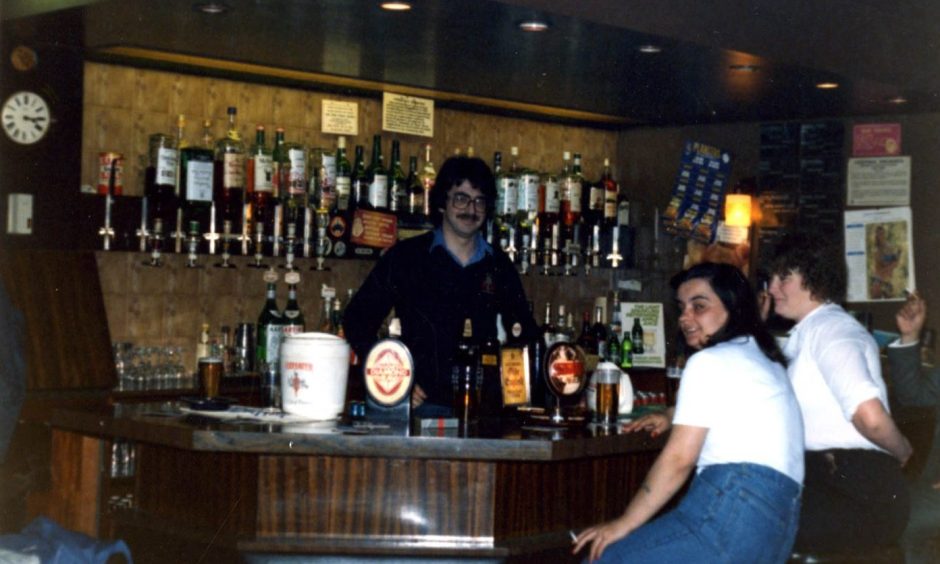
left=7, top=193, right=33, bottom=234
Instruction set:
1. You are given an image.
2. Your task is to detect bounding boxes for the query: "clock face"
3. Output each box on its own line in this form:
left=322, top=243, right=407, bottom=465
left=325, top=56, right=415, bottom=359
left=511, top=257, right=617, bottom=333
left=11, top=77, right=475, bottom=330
left=2, top=91, right=50, bottom=145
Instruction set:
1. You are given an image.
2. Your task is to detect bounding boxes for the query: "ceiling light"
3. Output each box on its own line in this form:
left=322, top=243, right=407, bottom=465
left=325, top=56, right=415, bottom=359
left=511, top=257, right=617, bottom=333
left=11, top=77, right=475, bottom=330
left=380, top=2, right=412, bottom=10
left=194, top=2, right=228, bottom=14
left=518, top=20, right=550, bottom=32
left=816, top=82, right=839, bottom=90
left=729, top=64, right=760, bottom=72
left=638, top=44, right=662, bottom=54
left=887, top=96, right=908, bottom=105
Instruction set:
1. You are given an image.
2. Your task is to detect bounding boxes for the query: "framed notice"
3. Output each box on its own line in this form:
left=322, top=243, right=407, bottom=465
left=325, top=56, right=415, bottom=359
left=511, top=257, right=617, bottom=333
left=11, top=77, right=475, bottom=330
left=847, top=156, right=911, bottom=207
left=844, top=207, right=914, bottom=302
left=852, top=123, right=901, bottom=157
left=618, top=303, right=666, bottom=368
left=322, top=100, right=359, bottom=136
left=382, top=92, right=434, bottom=138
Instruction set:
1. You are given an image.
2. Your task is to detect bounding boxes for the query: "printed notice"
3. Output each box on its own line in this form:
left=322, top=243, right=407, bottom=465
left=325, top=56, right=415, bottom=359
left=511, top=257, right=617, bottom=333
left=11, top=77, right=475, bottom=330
left=846, top=156, right=910, bottom=207
left=322, top=100, right=359, bottom=136
left=382, top=92, right=434, bottom=137
left=844, top=207, right=914, bottom=302
left=619, top=303, right=666, bottom=368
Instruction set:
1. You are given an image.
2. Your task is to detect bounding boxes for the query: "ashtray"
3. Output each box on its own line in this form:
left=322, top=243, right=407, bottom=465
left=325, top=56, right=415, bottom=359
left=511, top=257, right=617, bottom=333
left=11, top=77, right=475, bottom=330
left=181, top=396, right=235, bottom=411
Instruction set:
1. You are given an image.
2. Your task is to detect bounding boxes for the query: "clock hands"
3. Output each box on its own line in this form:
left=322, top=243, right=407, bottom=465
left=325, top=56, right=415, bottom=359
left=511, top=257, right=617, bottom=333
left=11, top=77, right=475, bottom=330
left=23, top=115, right=47, bottom=124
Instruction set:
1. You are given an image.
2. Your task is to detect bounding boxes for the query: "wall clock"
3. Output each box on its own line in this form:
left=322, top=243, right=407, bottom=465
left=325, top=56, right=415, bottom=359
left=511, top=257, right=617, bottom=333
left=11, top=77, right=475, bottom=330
left=2, top=91, right=50, bottom=145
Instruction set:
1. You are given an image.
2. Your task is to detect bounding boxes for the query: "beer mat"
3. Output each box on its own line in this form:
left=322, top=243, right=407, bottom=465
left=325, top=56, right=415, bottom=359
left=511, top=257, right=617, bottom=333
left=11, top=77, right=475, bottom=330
left=178, top=404, right=338, bottom=424
left=180, top=396, right=236, bottom=411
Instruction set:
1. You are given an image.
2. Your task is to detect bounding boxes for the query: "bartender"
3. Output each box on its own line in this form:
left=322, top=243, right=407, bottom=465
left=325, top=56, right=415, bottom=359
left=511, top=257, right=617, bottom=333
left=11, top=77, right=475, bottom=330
left=344, top=155, right=538, bottom=417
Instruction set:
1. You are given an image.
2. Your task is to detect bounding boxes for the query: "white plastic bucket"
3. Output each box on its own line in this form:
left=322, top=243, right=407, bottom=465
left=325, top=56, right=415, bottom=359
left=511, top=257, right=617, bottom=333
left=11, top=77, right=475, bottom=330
left=280, top=332, right=350, bottom=420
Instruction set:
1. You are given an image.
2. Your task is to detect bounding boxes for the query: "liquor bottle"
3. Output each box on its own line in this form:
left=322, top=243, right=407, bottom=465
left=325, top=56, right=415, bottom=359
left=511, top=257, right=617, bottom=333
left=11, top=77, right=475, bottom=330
left=620, top=323, right=634, bottom=370
left=144, top=132, right=178, bottom=231
left=246, top=125, right=274, bottom=233
left=540, top=301, right=556, bottom=346
left=418, top=144, right=436, bottom=218
left=452, top=318, right=480, bottom=426
left=515, top=147, right=540, bottom=231
left=494, top=151, right=518, bottom=229
left=617, top=183, right=631, bottom=228
left=586, top=158, right=607, bottom=228
left=335, top=136, right=352, bottom=213
left=631, top=316, right=645, bottom=355
left=607, top=320, right=622, bottom=367
left=179, top=119, right=215, bottom=238
left=479, top=334, right=502, bottom=419
left=366, top=134, right=388, bottom=210
left=283, top=140, right=308, bottom=227
left=405, top=156, right=425, bottom=225
left=528, top=303, right=549, bottom=408
left=599, top=158, right=618, bottom=228
left=388, top=140, right=406, bottom=216
left=591, top=306, right=609, bottom=360
left=351, top=144, right=368, bottom=210
left=330, top=297, right=344, bottom=337
left=309, top=147, right=336, bottom=213
left=214, top=107, right=246, bottom=233
left=576, top=311, right=598, bottom=356
left=271, top=127, right=288, bottom=200
left=256, top=270, right=283, bottom=408
left=317, top=284, right=336, bottom=333
left=282, top=271, right=305, bottom=337
left=561, top=152, right=583, bottom=231
left=540, top=153, right=563, bottom=242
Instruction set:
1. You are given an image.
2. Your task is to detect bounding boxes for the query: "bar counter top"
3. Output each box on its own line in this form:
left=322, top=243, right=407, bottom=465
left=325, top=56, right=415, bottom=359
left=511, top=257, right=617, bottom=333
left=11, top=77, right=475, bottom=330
left=51, top=402, right=664, bottom=461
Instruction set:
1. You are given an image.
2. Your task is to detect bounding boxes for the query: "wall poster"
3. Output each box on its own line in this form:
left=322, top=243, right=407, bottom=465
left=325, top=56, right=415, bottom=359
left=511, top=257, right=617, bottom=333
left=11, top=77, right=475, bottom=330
left=844, top=207, right=914, bottom=302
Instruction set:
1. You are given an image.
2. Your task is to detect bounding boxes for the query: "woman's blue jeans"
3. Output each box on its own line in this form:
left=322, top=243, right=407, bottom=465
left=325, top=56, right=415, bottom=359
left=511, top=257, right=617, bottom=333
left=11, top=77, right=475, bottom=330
left=595, top=463, right=802, bottom=564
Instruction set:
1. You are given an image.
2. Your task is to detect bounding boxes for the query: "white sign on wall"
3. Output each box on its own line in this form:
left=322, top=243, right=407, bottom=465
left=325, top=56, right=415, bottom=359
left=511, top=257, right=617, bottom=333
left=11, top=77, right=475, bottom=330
left=382, top=92, right=434, bottom=138
left=321, top=100, right=359, bottom=136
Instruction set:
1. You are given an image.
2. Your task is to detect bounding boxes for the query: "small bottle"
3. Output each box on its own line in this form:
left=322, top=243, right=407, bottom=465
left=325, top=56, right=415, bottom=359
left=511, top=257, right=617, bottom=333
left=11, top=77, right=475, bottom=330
left=195, top=322, right=211, bottom=364
left=620, top=324, right=634, bottom=369
left=631, top=317, right=645, bottom=355
left=451, top=318, right=479, bottom=428
left=317, top=284, right=336, bottom=333
left=282, top=271, right=305, bottom=337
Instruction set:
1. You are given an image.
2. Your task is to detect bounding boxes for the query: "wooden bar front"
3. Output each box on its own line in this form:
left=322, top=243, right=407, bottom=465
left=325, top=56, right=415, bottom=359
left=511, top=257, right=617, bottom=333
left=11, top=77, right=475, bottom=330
left=49, top=405, right=663, bottom=563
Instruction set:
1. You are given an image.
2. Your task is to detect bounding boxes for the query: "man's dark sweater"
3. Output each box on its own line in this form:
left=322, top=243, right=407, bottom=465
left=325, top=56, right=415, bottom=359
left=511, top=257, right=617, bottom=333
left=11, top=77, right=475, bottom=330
left=344, top=231, right=538, bottom=408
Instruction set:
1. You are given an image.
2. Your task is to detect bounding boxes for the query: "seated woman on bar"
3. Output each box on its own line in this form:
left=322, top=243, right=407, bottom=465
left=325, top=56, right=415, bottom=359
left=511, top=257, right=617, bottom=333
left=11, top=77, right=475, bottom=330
left=573, top=262, right=804, bottom=563
left=767, top=233, right=911, bottom=553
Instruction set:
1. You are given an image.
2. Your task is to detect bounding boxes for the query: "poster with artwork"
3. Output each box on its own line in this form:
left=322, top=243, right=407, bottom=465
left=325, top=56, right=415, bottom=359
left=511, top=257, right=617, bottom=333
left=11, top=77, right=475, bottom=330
left=619, top=302, right=666, bottom=368
left=844, top=207, right=914, bottom=302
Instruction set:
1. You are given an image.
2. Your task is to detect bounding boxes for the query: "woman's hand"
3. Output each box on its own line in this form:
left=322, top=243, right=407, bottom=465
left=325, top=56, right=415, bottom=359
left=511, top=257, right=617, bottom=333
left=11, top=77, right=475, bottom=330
left=622, top=408, right=674, bottom=438
left=572, top=516, right=633, bottom=562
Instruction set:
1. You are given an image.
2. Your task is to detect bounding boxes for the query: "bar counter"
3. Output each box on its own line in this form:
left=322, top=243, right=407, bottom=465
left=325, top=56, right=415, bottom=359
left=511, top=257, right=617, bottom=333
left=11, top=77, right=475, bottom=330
left=48, top=403, right=665, bottom=563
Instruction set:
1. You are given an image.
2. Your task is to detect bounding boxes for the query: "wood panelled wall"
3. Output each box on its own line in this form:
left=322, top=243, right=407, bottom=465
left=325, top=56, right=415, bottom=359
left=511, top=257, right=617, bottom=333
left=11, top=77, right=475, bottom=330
left=81, top=62, right=619, bottom=197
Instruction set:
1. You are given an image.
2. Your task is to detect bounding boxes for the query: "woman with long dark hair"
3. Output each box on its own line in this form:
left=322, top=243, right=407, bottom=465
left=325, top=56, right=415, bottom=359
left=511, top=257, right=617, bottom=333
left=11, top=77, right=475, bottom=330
left=573, top=262, right=803, bottom=563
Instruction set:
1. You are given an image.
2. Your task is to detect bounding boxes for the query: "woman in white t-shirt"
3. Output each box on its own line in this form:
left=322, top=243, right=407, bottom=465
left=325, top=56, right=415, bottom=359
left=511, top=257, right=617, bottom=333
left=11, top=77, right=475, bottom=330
left=767, top=233, right=911, bottom=553
left=573, top=262, right=804, bottom=563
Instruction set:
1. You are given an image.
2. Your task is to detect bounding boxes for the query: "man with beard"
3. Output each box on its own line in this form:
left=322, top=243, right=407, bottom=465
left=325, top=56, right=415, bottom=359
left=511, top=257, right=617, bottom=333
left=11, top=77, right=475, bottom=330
left=345, top=156, right=538, bottom=416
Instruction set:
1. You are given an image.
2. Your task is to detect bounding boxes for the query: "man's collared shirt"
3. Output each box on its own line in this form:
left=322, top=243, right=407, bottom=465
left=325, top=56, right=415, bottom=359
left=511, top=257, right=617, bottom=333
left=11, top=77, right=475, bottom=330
left=430, top=227, right=493, bottom=267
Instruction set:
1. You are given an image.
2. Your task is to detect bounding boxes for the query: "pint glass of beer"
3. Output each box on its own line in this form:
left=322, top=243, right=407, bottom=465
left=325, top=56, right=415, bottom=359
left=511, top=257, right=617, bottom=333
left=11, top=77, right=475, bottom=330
left=593, top=366, right=620, bottom=426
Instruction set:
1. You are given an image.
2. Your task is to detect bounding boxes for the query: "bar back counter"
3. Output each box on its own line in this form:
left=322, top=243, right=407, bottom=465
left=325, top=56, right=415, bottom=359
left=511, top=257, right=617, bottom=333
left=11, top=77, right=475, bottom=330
left=48, top=404, right=664, bottom=563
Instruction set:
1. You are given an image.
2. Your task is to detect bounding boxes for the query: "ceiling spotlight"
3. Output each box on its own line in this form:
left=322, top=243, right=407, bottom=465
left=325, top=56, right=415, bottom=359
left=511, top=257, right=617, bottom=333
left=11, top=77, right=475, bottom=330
left=194, top=2, right=229, bottom=14
left=887, top=96, right=908, bottom=104
left=518, top=19, right=550, bottom=32
left=816, top=82, right=839, bottom=90
left=729, top=64, right=760, bottom=72
left=638, top=44, right=662, bottom=54
left=380, top=1, right=412, bottom=10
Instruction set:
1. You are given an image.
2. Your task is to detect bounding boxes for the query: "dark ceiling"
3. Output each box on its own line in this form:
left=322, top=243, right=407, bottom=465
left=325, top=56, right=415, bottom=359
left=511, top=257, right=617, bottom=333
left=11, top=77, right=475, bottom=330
left=3, top=0, right=939, bottom=127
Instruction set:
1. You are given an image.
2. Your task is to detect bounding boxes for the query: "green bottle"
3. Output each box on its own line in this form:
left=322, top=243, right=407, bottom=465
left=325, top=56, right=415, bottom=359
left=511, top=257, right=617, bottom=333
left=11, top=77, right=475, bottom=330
left=620, top=324, right=633, bottom=369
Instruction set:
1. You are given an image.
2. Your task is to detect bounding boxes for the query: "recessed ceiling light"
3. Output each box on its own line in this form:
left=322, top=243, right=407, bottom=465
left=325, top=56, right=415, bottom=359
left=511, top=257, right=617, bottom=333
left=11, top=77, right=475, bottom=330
left=887, top=95, right=908, bottom=104
left=729, top=64, right=760, bottom=72
left=816, top=82, right=839, bottom=90
left=638, top=44, right=662, bottom=54
left=194, top=2, right=228, bottom=14
left=518, top=19, right=550, bottom=32
left=380, top=1, right=412, bottom=10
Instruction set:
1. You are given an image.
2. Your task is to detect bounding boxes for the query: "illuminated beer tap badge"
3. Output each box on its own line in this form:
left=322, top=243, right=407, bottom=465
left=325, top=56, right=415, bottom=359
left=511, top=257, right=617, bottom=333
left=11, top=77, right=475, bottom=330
left=364, top=340, right=414, bottom=406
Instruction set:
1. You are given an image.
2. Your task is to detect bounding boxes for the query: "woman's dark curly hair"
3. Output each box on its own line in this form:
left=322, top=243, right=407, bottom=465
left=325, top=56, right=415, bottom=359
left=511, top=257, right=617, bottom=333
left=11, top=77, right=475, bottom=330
left=768, top=232, right=846, bottom=303
left=428, top=156, right=497, bottom=227
left=671, top=262, right=787, bottom=367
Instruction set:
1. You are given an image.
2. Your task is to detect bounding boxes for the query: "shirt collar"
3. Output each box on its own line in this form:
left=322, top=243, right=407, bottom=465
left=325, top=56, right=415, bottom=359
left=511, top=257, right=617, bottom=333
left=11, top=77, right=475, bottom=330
left=430, top=227, right=493, bottom=266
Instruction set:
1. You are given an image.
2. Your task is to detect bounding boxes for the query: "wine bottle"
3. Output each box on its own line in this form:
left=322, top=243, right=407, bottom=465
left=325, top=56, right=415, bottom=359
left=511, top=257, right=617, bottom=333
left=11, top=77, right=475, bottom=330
left=351, top=144, right=368, bottom=211
left=282, top=271, right=305, bottom=337
left=366, top=134, right=388, bottom=210
left=494, top=150, right=518, bottom=229
left=246, top=125, right=274, bottom=232
left=213, top=107, right=246, bottom=233
left=418, top=144, right=436, bottom=218
left=405, top=156, right=426, bottom=225
left=389, top=140, right=406, bottom=216
left=335, top=136, right=352, bottom=213
left=591, top=306, right=609, bottom=360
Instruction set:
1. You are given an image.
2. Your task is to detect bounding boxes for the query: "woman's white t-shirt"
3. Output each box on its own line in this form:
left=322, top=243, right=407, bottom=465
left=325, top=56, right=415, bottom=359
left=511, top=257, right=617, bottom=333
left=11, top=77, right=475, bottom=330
left=672, top=336, right=805, bottom=483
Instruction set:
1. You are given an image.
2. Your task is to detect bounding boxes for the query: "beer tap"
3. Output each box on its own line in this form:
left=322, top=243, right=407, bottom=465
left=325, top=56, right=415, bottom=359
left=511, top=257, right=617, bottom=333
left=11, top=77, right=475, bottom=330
left=144, top=218, right=164, bottom=267
left=135, top=197, right=150, bottom=253
left=98, top=159, right=117, bottom=250
left=215, top=220, right=236, bottom=268
left=606, top=225, right=623, bottom=268
left=248, top=222, right=268, bottom=269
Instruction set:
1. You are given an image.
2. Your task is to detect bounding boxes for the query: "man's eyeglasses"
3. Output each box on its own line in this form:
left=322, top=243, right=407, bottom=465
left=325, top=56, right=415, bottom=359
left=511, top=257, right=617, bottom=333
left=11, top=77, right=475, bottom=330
left=450, top=193, right=488, bottom=210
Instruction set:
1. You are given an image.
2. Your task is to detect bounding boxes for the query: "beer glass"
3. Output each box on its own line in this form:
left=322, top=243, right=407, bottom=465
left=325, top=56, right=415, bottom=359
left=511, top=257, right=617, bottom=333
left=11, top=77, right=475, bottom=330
left=198, top=356, right=223, bottom=398
left=593, top=366, right=620, bottom=426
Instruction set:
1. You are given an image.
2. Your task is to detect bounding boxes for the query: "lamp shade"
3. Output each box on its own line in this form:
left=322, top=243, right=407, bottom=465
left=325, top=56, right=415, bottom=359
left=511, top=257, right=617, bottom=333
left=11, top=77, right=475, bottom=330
left=724, top=194, right=752, bottom=227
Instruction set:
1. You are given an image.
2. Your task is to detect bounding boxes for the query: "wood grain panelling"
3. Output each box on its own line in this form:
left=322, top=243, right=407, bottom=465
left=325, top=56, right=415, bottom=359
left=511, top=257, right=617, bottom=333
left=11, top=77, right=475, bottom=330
left=48, top=430, right=103, bottom=536
left=82, top=62, right=619, bottom=199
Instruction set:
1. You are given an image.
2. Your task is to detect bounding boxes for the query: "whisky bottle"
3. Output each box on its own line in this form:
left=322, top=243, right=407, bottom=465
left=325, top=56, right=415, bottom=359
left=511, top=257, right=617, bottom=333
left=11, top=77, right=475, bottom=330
left=246, top=125, right=274, bottom=233
left=366, top=134, right=389, bottom=210
left=599, top=158, right=618, bottom=228
left=145, top=132, right=178, bottom=232
left=388, top=140, right=406, bottom=216
left=309, top=147, right=336, bottom=213
left=587, top=159, right=607, bottom=227
left=418, top=144, right=436, bottom=218
left=494, top=150, right=518, bottom=225
left=351, top=144, right=368, bottom=211
left=282, top=271, right=305, bottom=337
left=515, top=146, right=540, bottom=231
left=283, top=140, right=308, bottom=227
left=335, top=136, right=352, bottom=213
left=180, top=119, right=214, bottom=238
left=405, top=156, right=425, bottom=225
left=540, top=154, right=563, bottom=242
left=214, top=107, right=246, bottom=233
left=271, top=127, right=288, bottom=201
left=561, top=152, right=583, bottom=230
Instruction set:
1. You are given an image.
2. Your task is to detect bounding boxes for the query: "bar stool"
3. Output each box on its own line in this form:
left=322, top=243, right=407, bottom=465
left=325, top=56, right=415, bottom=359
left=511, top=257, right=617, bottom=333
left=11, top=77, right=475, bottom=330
left=788, top=544, right=905, bottom=563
